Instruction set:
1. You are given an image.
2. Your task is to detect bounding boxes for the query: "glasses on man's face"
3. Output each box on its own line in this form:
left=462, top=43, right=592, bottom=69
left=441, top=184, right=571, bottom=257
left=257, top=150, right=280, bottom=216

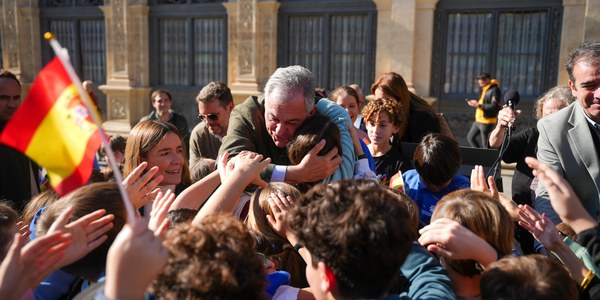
left=197, top=113, right=218, bottom=122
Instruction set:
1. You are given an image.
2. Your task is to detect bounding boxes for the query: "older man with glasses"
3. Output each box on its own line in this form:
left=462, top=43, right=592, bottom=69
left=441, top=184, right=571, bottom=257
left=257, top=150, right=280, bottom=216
left=189, top=81, right=234, bottom=164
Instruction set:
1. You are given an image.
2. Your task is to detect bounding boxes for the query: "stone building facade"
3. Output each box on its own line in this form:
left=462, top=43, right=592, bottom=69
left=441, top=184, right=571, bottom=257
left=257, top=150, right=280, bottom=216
left=0, top=0, right=598, bottom=143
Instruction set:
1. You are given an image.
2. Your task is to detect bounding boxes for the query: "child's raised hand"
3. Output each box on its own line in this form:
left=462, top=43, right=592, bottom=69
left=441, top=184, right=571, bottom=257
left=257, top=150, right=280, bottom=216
left=525, top=157, right=595, bottom=233
left=231, top=151, right=271, bottom=188
left=266, top=192, right=296, bottom=236
left=47, top=206, right=114, bottom=268
left=517, top=204, right=561, bottom=251
left=122, top=161, right=163, bottom=208
left=0, top=231, right=72, bottom=300
left=105, top=218, right=168, bottom=300
left=16, top=221, right=31, bottom=239
left=418, top=218, right=498, bottom=268
left=149, top=189, right=176, bottom=237
left=470, top=165, right=499, bottom=200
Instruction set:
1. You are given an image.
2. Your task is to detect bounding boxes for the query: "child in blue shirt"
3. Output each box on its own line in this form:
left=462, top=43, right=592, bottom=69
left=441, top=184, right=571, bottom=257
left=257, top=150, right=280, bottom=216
left=402, top=133, right=469, bottom=224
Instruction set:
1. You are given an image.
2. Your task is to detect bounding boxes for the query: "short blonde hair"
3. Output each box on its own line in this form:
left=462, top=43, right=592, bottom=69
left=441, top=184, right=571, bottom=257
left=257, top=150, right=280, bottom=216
left=534, top=85, right=575, bottom=119
left=432, top=190, right=513, bottom=276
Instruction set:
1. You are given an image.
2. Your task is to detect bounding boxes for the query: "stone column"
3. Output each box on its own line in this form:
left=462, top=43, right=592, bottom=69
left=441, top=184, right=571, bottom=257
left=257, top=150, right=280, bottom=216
left=585, top=0, right=600, bottom=42
left=373, top=0, right=417, bottom=92
left=99, top=0, right=151, bottom=135
left=0, top=0, right=42, bottom=94
left=558, top=0, right=586, bottom=85
left=413, top=0, right=437, bottom=98
left=224, top=0, right=280, bottom=104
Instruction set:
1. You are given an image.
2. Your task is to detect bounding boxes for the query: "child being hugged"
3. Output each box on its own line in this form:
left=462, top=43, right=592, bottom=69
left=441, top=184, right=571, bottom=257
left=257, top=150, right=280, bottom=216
left=363, top=98, right=412, bottom=185
left=402, top=133, right=470, bottom=225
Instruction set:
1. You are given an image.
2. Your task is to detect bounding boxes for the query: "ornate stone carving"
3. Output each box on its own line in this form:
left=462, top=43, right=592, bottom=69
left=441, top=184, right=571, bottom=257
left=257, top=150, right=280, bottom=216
left=3, top=1, right=18, bottom=69
left=256, top=1, right=279, bottom=87
left=237, top=0, right=255, bottom=76
left=19, top=16, right=33, bottom=80
left=111, top=0, right=126, bottom=73
left=109, top=96, right=128, bottom=119
left=127, top=5, right=149, bottom=86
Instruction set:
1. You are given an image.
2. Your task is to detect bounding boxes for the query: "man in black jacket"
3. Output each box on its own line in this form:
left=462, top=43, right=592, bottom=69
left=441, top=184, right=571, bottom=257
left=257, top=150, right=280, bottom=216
left=466, top=72, right=502, bottom=148
left=0, top=70, right=40, bottom=213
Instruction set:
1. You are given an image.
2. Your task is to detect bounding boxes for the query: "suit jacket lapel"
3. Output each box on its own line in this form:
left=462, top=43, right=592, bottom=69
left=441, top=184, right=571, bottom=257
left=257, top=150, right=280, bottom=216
left=568, top=104, right=600, bottom=190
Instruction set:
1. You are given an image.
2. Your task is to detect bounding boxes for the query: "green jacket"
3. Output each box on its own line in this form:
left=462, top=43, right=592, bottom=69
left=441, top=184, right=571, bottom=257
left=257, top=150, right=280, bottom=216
left=219, top=95, right=354, bottom=182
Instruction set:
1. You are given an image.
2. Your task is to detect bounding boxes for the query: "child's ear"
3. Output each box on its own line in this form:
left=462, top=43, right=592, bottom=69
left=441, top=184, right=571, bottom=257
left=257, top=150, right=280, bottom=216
left=318, top=262, right=336, bottom=294
left=392, top=124, right=400, bottom=134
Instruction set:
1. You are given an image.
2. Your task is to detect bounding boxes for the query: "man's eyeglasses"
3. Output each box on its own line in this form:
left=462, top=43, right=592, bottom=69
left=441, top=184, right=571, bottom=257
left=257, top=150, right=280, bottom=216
left=197, top=113, right=218, bottom=122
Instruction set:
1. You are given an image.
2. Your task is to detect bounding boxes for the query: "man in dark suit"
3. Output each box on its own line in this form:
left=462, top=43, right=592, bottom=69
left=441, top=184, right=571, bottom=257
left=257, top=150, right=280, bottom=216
left=0, top=70, right=40, bottom=212
left=535, top=41, right=600, bottom=223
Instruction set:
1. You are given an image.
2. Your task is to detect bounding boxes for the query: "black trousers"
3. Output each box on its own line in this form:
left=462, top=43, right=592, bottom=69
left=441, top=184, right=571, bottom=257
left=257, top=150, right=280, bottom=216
left=467, top=121, right=495, bottom=148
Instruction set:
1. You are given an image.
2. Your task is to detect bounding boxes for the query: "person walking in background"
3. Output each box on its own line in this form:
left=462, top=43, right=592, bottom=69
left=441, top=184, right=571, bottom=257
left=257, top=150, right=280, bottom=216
left=466, top=72, right=502, bottom=148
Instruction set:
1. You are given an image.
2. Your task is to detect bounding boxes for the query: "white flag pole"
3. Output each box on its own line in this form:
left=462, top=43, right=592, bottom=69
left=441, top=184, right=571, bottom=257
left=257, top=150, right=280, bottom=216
left=44, top=32, right=137, bottom=223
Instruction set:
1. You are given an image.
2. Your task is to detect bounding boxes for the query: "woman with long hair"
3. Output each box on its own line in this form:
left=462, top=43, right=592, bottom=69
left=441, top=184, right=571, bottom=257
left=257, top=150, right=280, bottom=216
left=371, top=72, right=440, bottom=143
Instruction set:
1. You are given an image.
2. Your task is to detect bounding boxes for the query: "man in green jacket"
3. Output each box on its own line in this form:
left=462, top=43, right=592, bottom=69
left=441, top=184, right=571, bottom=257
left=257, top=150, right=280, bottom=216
left=220, top=65, right=352, bottom=184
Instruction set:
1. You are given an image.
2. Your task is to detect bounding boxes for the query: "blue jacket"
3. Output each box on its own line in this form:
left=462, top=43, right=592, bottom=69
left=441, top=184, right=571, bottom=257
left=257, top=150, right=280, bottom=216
left=400, top=242, right=456, bottom=300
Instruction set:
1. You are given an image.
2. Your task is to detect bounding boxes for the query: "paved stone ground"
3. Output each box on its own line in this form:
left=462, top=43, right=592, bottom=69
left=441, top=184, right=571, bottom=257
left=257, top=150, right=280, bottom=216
left=501, top=163, right=514, bottom=197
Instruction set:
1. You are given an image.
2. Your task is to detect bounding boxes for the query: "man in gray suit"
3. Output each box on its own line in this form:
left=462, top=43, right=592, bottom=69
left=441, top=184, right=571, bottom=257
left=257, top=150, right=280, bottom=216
left=535, top=41, right=600, bottom=224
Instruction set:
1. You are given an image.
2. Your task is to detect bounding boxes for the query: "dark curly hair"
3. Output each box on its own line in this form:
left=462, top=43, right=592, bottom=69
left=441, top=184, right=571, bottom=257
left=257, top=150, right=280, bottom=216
left=362, top=98, right=402, bottom=127
left=151, top=214, right=267, bottom=300
left=286, top=179, right=416, bottom=299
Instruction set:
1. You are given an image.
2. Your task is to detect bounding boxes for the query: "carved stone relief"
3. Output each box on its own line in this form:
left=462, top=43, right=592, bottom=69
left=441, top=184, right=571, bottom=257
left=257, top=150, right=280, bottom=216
left=257, top=2, right=279, bottom=86
left=109, top=96, right=128, bottom=119
left=3, top=1, right=18, bottom=69
left=237, top=0, right=255, bottom=76
left=111, top=0, right=126, bottom=73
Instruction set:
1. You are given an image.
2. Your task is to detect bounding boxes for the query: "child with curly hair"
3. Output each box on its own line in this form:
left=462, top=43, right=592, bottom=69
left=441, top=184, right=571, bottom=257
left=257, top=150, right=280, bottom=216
left=363, top=98, right=412, bottom=185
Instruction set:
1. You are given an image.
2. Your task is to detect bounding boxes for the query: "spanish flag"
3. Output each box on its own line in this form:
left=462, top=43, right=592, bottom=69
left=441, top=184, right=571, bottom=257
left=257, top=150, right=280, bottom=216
left=0, top=57, right=101, bottom=196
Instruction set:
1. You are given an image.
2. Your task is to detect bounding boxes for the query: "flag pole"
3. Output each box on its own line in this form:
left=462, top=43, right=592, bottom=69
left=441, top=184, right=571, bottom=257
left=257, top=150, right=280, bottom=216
left=44, top=32, right=137, bottom=223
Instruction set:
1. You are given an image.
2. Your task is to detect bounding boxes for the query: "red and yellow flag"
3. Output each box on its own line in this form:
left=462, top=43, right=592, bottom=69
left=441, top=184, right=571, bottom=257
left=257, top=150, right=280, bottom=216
left=0, top=57, right=101, bottom=196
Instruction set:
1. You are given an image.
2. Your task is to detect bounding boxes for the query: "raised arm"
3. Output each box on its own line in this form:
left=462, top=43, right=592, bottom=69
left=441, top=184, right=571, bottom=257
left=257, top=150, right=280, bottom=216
left=517, top=204, right=589, bottom=283
left=193, top=152, right=270, bottom=223
left=170, top=170, right=220, bottom=211
left=489, top=107, right=520, bottom=148
left=526, top=157, right=596, bottom=233
left=419, top=218, right=499, bottom=269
